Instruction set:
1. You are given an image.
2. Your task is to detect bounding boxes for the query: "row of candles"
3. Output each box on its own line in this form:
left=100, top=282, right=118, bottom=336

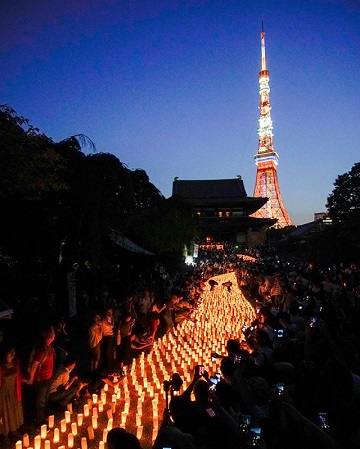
left=15, top=271, right=255, bottom=449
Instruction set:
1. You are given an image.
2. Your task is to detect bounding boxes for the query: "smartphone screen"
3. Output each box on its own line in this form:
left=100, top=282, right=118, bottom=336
left=198, top=365, right=205, bottom=376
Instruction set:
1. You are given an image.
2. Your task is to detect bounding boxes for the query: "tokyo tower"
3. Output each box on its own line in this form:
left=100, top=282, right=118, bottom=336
left=251, top=27, right=293, bottom=228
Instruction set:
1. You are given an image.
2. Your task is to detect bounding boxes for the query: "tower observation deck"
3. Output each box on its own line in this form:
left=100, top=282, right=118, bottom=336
left=251, top=28, right=293, bottom=228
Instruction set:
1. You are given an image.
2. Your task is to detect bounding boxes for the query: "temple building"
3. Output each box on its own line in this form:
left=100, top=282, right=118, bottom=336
left=172, top=176, right=275, bottom=246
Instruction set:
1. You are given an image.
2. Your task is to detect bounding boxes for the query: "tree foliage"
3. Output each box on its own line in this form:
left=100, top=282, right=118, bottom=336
left=326, top=162, right=360, bottom=223
left=0, top=107, right=198, bottom=307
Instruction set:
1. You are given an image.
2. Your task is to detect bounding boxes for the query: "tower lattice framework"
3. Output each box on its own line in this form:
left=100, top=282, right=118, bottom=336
left=251, top=28, right=293, bottom=228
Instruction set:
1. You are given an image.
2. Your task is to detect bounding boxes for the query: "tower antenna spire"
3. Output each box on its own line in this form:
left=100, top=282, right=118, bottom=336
left=261, top=22, right=266, bottom=71
left=252, top=26, right=293, bottom=228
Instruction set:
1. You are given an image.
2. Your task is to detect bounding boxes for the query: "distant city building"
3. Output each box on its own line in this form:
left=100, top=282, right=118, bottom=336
left=314, top=212, right=327, bottom=221
left=251, top=27, right=293, bottom=228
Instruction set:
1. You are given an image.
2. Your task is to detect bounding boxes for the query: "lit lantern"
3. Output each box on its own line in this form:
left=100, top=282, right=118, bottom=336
left=92, top=394, right=98, bottom=404
left=84, top=404, right=89, bottom=416
left=53, top=428, right=60, bottom=443
left=68, top=433, right=74, bottom=448
left=65, top=410, right=71, bottom=423
left=77, top=413, right=84, bottom=426
left=71, top=422, right=78, bottom=436
left=136, top=426, right=143, bottom=440
left=40, top=424, right=47, bottom=439
left=23, top=434, right=30, bottom=448
left=60, top=419, right=66, bottom=432
left=98, top=401, right=103, bottom=412
left=48, top=415, right=55, bottom=429
left=34, top=436, right=41, bottom=449
left=87, top=426, right=94, bottom=440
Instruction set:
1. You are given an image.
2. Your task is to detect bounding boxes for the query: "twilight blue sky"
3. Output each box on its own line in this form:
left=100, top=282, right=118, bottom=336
left=1, top=0, right=359, bottom=225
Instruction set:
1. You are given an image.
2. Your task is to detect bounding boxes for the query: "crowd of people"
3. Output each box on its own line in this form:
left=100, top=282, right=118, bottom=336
left=1, top=249, right=360, bottom=449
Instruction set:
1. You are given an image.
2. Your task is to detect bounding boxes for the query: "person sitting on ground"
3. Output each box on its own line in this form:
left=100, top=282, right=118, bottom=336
left=48, top=356, right=86, bottom=409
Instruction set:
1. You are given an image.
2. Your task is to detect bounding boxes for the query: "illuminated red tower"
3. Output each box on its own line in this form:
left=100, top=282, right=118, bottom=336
left=251, top=27, right=293, bottom=228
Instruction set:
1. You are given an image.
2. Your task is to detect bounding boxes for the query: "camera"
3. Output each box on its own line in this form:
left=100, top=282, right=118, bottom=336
left=250, top=426, right=262, bottom=447
left=318, top=412, right=330, bottom=430
left=205, top=407, right=216, bottom=418
left=309, top=316, right=317, bottom=328
left=209, top=375, right=218, bottom=392
left=276, top=382, right=284, bottom=396
left=234, top=354, right=242, bottom=364
left=238, top=414, right=251, bottom=433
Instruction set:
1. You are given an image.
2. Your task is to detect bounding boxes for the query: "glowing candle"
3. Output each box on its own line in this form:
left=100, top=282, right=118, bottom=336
left=99, top=442, right=105, bottom=449
left=84, top=404, right=89, bottom=417
left=77, top=413, right=83, bottom=426
left=48, top=415, right=54, bottom=429
left=111, top=394, right=116, bottom=403
left=65, top=410, right=71, bottom=423
left=152, top=428, right=158, bottom=441
left=23, top=434, right=30, bottom=448
left=136, top=413, right=141, bottom=426
left=92, top=394, right=98, bottom=404
left=67, top=403, right=73, bottom=414
left=34, top=436, right=41, bottom=449
left=92, top=407, right=98, bottom=418
left=15, top=440, right=22, bottom=449
left=87, top=426, right=94, bottom=440
left=41, top=424, right=47, bottom=439
left=60, top=419, right=66, bottom=432
left=102, top=429, right=108, bottom=443
left=104, top=383, right=108, bottom=392
left=107, top=418, right=113, bottom=431
left=98, top=401, right=103, bottom=412
left=153, top=416, right=158, bottom=429
left=53, top=428, right=60, bottom=443
left=111, top=402, right=116, bottom=413
left=44, top=440, right=50, bottom=449
left=68, top=433, right=74, bottom=448
left=136, top=426, right=143, bottom=440
left=71, top=422, right=77, bottom=436
left=116, top=389, right=121, bottom=400
left=121, top=411, right=127, bottom=425
left=81, top=437, right=87, bottom=449
left=92, top=416, right=98, bottom=429
left=106, top=409, right=112, bottom=419
left=101, top=392, right=106, bottom=404
left=87, top=399, right=93, bottom=409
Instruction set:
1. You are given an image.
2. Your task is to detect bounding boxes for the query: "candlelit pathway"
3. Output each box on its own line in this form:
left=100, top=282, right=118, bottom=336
left=15, top=271, right=256, bottom=449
